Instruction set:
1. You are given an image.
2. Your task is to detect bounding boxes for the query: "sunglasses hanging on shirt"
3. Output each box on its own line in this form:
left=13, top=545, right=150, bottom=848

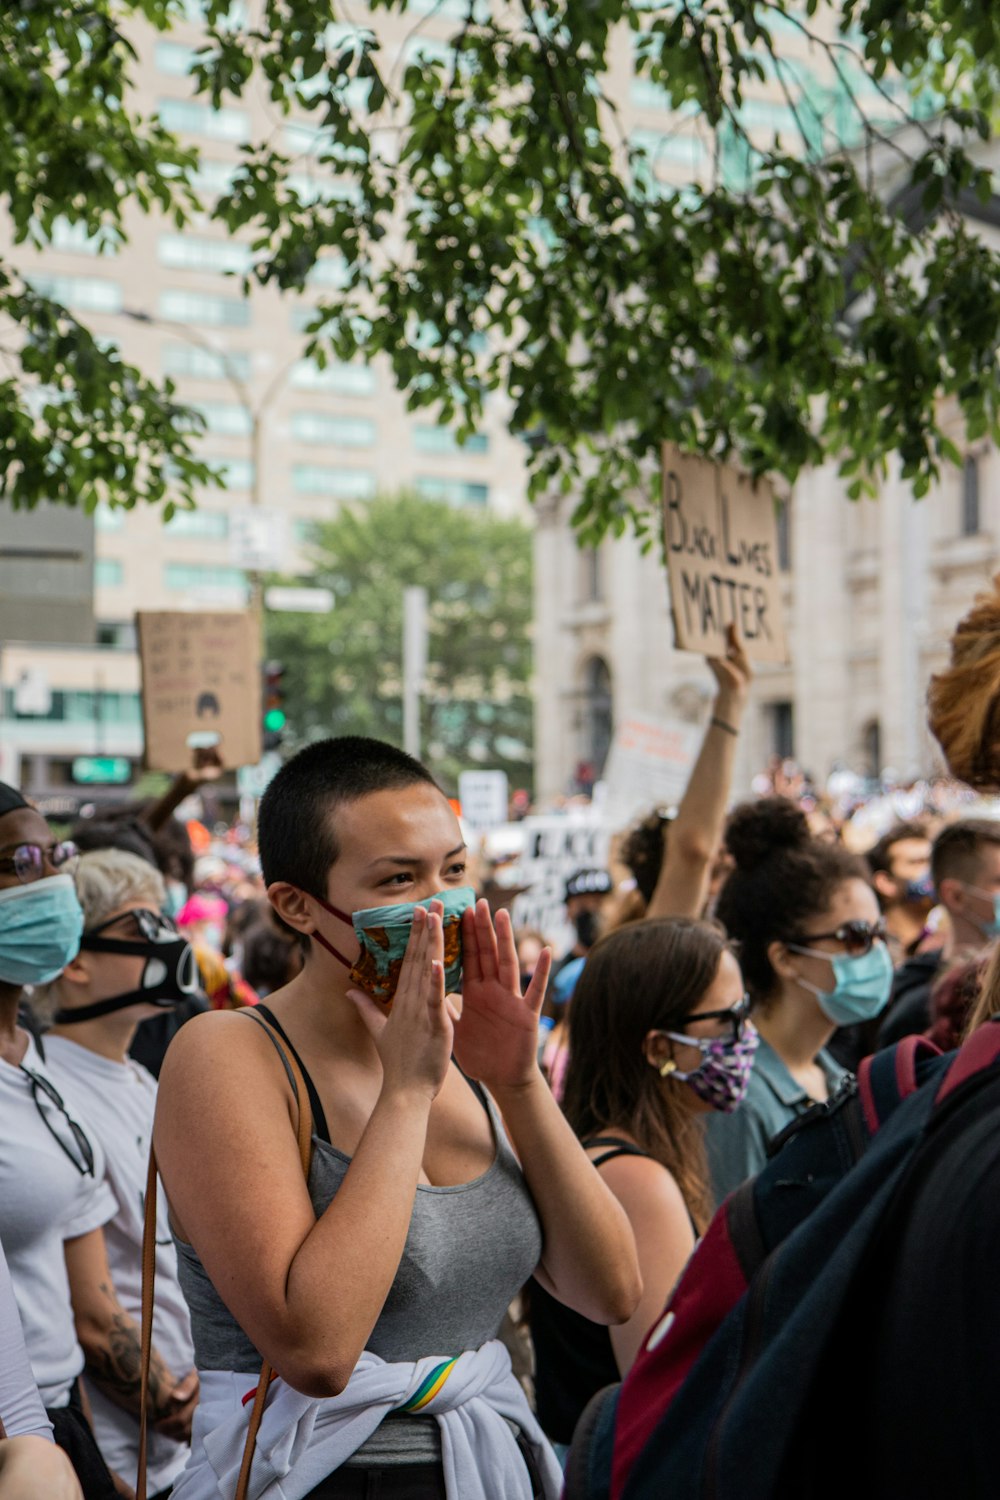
left=54, top=907, right=200, bottom=1024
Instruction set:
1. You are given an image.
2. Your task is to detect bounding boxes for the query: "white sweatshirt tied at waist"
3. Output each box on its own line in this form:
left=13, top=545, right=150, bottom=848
left=170, top=1338, right=562, bottom=1500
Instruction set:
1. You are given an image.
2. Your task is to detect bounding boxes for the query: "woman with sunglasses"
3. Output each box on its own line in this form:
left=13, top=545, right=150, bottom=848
left=706, top=797, right=891, bottom=1204
left=0, top=781, right=143, bottom=1498
left=33, top=847, right=201, bottom=1500
left=528, top=918, right=758, bottom=1455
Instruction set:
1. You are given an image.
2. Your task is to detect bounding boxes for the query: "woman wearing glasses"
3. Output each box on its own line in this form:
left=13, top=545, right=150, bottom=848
left=0, top=781, right=150, bottom=1499
left=705, top=797, right=891, bottom=1204
left=528, top=918, right=758, bottom=1454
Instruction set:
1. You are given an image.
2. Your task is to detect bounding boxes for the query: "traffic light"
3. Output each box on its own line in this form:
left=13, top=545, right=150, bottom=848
left=262, top=661, right=287, bottom=752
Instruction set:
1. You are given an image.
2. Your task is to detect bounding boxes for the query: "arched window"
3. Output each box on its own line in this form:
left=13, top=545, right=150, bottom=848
left=581, top=656, right=613, bottom=777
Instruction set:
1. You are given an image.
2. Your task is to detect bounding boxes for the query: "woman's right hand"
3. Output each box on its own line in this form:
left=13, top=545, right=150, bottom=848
left=0, top=1437, right=83, bottom=1500
left=347, top=905, right=457, bottom=1103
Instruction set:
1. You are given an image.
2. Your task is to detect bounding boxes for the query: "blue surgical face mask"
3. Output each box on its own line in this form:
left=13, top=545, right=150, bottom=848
left=963, top=885, right=1000, bottom=939
left=0, top=874, right=85, bottom=986
left=788, top=940, right=894, bottom=1027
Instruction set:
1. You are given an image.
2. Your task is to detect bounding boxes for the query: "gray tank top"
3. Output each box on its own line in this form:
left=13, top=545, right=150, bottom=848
left=176, top=1086, right=542, bottom=1368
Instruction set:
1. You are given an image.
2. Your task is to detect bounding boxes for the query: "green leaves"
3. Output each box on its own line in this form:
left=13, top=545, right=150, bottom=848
left=2, top=0, right=1000, bottom=530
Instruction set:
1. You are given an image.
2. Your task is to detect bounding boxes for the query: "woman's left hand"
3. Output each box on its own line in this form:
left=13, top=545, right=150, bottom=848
left=452, top=901, right=552, bottom=1091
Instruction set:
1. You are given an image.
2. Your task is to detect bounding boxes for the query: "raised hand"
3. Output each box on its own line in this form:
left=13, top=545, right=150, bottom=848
left=452, top=901, right=552, bottom=1091
left=707, top=622, right=752, bottom=715
left=348, top=905, right=458, bottom=1103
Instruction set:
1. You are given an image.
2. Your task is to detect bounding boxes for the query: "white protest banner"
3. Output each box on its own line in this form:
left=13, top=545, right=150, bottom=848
left=509, top=813, right=610, bottom=954
left=458, top=770, right=509, bottom=833
left=137, top=610, right=262, bottom=772
left=662, top=444, right=788, bottom=662
left=602, top=714, right=702, bottom=829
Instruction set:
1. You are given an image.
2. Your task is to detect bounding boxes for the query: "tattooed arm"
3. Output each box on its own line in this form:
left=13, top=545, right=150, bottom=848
left=63, top=1228, right=185, bottom=1427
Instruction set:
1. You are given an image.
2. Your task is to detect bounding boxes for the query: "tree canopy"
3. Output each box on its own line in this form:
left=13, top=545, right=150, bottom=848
left=3, top=0, right=1000, bottom=535
left=263, top=492, right=534, bottom=790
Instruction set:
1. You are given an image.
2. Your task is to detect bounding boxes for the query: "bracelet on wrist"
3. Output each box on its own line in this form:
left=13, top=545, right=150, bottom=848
left=710, top=716, right=739, bottom=737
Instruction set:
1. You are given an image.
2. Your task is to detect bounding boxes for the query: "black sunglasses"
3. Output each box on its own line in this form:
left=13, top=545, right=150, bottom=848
left=81, top=907, right=179, bottom=952
left=789, top=918, right=889, bottom=958
left=0, top=840, right=79, bottom=884
left=20, top=1065, right=95, bottom=1178
left=674, top=995, right=752, bottom=1043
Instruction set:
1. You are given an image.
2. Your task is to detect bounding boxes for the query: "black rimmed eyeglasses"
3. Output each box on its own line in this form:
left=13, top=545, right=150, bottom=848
left=673, top=995, right=753, bottom=1043
left=0, top=840, right=79, bottom=885
left=20, top=1065, right=95, bottom=1177
left=789, top=918, right=889, bottom=958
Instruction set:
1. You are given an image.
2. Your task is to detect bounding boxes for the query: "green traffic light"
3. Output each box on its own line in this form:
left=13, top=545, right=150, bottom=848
left=263, top=708, right=287, bottom=732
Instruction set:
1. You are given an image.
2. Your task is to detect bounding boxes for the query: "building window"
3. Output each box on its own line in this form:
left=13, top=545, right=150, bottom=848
left=413, top=425, right=489, bottom=456
left=194, top=401, right=252, bottom=437
left=863, top=718, right=881, bottom=780
left=95, top=558, right=124, bottom=587
left=162, top=344, right=252, bottom=383
left=414, top=478, right=489, bottom=506
left=159, top=289, right=250, bottom=328
left=164, top=509, right=230, bottom=539
left=291, top=412, right=376, bottom=447
left=96, top=620, right=137, bottom=650
left=962, top=455, right=980, bottom=536
left=27, top=274, right=122, bottom=314
left=291, top=359, right=376, bottom=396
left=580, top=547, right=602, bottom=603
left=157, top=234, right=252, bottom=275
left=154, top=41, right=196, bottom=75
left=292, top=465, right=376, bottom=499
left=191, top=159, right=238, bottom=197
left=157, top=98, right=250, bottom=142
left=49, top=219, right=109, bottom=257
left=581, top=656, right=613, bottom=778
left=776, top=499, right=791, bottom=571
left=206, top=456, right=254, bottom=490
left=94, top=505, right=125, bottom=533
left=770, top=700, right=795, bottom=760
left=164, top=562, right=247, bottom=594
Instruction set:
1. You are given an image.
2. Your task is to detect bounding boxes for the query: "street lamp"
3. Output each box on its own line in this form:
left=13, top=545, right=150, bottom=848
left=121, top=306, right=299, bottom=615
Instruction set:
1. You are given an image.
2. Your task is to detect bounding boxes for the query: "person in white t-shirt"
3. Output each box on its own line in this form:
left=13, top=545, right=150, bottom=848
left=34, top=848, right=201, bottom=1500
left=0, top=1237, right=83, bottom=1500
left=0, top=781, right=143, bottom=1500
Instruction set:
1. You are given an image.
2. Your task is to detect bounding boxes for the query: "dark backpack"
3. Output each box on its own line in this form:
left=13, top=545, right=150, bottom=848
left=564, top=1024, right=1000, bottom=1500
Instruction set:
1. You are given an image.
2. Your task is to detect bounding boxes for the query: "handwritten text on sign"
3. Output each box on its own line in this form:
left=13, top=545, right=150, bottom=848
left=661, top=445, right=788, bottom=663
left=137, top=610, right=262, bottom=772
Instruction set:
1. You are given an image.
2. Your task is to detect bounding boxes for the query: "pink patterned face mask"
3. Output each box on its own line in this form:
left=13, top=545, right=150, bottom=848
left=659, top=1022, right=760, bottom=1113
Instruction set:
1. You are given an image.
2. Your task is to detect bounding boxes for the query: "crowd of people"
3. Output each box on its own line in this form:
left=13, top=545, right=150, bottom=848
left=2, top=583, right=1000, bottom=1500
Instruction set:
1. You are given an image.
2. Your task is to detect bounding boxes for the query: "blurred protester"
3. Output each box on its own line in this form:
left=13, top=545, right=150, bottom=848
left=925, top=954, right=988, bottom=1053
left=0, top=781, right=138, bottom=1498
left=32, top=850, right=199, bottom=1497
left=515, top=929, right=547, bottom=995
left=706, top=799, right=888, bottom=1204
left=176, top=894, right=258, bottom=1012
left=529, top=919, right=756, bottom=1456
left=866, top=822, right=934, bottom=960
left=877, top=816, right=1000, bottom=1048
left=239, top=907, right=304, bottom=999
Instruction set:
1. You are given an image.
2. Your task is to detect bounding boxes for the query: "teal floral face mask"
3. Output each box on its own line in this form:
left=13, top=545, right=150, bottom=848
left=310, top=886, right=477, bottom=1004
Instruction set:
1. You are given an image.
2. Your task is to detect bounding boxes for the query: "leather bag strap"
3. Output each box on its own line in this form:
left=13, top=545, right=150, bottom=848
left=138, top=1013, right=315, bottom=1500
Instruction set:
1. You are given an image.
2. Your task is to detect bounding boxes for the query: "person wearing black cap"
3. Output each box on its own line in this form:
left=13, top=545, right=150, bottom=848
left=0, top=780, right=144, bottom=1499
left=554, top=868, right=615, bottom=978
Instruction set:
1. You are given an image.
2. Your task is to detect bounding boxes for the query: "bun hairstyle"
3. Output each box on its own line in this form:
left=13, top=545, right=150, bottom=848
left=716, top=798, right=869, bottom=1007
left=928, top=574, right=1000, bottom=790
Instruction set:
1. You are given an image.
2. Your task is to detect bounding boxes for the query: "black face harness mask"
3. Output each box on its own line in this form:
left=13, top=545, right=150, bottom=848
left=54, top=907, right=200, bottom=1024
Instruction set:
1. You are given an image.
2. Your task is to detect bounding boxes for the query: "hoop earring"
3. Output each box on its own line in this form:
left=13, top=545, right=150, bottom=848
left=659, top=1058, right=677, bottom=1077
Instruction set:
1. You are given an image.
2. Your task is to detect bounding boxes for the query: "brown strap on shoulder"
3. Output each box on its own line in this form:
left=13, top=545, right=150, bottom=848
left=137, top=1013, right=315, bottom=1500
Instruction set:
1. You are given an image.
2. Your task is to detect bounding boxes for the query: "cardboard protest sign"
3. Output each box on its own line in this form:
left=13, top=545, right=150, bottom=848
left=662, top=444, right=788, bottom=662
left=509, top=813, right=610, bottom=954
left=602, top=714, right=702, bottom=829
left=137, top=611, right=262, bottom=772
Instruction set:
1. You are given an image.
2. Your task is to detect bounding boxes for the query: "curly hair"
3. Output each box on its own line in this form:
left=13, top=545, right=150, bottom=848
left=619, top=811, right=671, bottom=906
left=715, top=798, right=870, bottom=1008
left=928, top=573, right=1000, bottom=789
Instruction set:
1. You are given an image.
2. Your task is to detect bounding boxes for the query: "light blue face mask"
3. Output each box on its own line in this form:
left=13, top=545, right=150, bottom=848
left=312, top=886, right=477, bottom=1005
left=0, top=873, right=85, bottom=986
left=788, top=940, right=894, bottom=1027
left=963, top=885, right=1000, bottom=939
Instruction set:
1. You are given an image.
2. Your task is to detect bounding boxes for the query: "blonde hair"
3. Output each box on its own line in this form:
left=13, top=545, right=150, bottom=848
left=928, top=574, right=1000, bottom=789
left=31, top=849, right=165, bottom=1021
left=964, top=943, right=1000, bottom=1038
